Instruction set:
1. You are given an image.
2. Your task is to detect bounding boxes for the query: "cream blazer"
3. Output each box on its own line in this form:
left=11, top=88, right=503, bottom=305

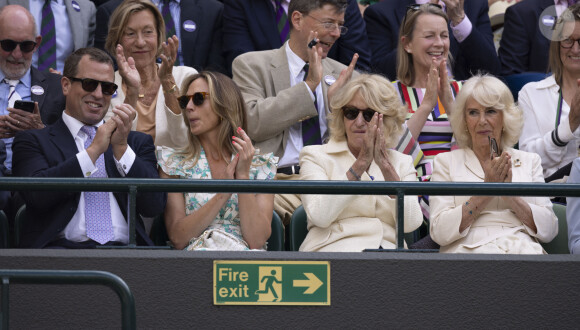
left=107, top=65, right=198, bottom=149
left=430, top=148, right=558, bottom=254
left=298, top=139, right=423, bottom=252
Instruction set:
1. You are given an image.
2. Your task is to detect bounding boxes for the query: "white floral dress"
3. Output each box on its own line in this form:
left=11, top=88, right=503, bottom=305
left=157, top=146, right=278, bottom=250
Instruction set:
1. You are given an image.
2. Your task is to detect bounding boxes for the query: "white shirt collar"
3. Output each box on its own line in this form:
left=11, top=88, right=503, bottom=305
left=285, top=41, right=308, bottom=80
left=62, top=111, right=104, bottom=139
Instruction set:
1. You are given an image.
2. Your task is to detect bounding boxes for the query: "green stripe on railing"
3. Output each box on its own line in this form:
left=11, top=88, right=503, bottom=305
left=3, top=177, right=580, bottom=250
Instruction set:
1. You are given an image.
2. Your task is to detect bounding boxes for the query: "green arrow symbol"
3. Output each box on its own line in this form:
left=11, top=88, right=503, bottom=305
left=293, top=272, right=323, bottom=294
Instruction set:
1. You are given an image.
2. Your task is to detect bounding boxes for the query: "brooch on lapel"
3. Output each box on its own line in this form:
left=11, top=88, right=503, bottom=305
left=513, top=158, right=521, bottom=167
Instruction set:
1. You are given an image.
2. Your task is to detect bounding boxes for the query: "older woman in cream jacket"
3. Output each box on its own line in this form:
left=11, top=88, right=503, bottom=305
left=430, top=75, right=558, bottom=254
left=298, top=74, right=423, bottom=252
left=104, top=0, right=197, bottom=149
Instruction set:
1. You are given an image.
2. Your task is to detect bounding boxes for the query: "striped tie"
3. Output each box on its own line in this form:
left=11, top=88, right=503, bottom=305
left=161, top=0, right=179, bottom=66
left=81, top=126, right=114, bottom=244
left=37, top=0, right=57, bottom=72
left=301, top=64, right=322, bottom=146
left=275, top=0, right=290, bottom=43
left=5, top=79, right=21, bottom=108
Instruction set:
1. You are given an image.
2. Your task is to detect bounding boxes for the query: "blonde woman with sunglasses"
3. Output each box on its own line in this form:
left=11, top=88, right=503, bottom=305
left=157, top=71, right=278, bottom=251
left=298, top=74, right=422, bottom=252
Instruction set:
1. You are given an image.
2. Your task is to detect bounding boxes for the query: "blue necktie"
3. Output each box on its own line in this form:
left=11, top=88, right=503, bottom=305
left=81, top=126, right=114, bottom=244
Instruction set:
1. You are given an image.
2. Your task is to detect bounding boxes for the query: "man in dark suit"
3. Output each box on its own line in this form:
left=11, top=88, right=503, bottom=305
left=12, top=47, right=166, bottom=248
left=498, top=0, right=555, bottom=75
left=364, top=0, right=500, bottom=81
left=95, top=0, right=226, bottom=73
left=223, top=0, right=371, bottom=75
left=0, top=5, right=65, bottom=174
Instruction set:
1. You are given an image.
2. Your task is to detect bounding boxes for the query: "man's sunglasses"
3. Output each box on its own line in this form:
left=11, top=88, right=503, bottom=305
left=342, top=106, right=377, bottom=122
left=0, top=39, right=37, bottom=53
left=67, top=77, right=118, bottom=96
left=178, top=92, right=210, bottom=109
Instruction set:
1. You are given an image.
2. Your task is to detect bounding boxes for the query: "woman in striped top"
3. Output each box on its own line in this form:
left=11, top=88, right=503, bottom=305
left=393, top=4, right=459, bottom=226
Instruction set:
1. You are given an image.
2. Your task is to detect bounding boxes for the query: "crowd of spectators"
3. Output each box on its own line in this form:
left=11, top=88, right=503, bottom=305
left=0, top=0, right=579, bottom=254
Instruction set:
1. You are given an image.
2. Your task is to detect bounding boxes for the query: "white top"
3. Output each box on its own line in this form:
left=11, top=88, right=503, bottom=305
left=519, top=75, right=580, bottom=177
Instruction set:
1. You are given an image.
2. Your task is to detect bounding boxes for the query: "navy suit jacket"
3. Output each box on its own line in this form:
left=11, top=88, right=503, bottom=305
left=364, top=0, right=500, bottom=81
left=95, top=0, right=226, bottom=73
left=498, top=0, right=554, bottom=75
left=222, top=0, right=372, bottom=75
left=30, top=67, right=66, bottom=125
left=12, top=118, right=166, bottom=248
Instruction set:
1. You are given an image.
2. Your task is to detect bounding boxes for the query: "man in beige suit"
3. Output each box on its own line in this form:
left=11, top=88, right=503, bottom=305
left=232, top=0, right=358, bottom=225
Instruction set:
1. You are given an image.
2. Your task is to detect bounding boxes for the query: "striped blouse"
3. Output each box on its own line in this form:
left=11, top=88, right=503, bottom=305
left=393, top=80, right=463, bottom=182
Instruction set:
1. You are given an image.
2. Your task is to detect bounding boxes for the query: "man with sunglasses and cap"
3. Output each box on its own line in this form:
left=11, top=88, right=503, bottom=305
left=364, top=0, right=500, bottom=81
left=11, top=47, right=166, bottom=248
left=232, top=0, right=359, bottom=226
left=0, top=5, right=65, bottom=174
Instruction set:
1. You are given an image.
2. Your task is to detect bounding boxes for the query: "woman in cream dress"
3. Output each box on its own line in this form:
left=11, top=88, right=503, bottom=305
left=430, top=75, right=558, bottom=254
left=299, top=74, right=423, bottom=252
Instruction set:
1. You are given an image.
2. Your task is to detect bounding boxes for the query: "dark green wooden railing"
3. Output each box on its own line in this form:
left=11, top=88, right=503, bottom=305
left=0, top=177, right=579, bottom=249
left=0, top=269, right=135, bottom=330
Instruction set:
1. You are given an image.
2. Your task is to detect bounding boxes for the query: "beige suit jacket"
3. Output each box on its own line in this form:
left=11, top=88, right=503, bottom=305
left=430, top=148, right=558, bottom=254
left=232, top=44, right=355, bottom=158
left=298, top=139, right=423, bottom=252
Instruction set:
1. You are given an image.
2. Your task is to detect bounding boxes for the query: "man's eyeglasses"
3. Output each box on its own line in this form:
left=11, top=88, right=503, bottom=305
left=342, top=106, right=377, bottom=122
left=178, top=92, right=210, bottom=109
left=402, top=3, right=443, bottom=28
left=67, top=77, right=118, bottom=96
left=0, top=39, right=37, bottom=53
left=304, top=14, right=348, bottom=35
left=561, top=37, right=580, bottom=48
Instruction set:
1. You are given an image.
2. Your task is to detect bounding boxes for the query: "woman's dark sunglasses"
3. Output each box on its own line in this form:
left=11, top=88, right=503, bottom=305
left=178, top=92, right=210, bottom=109
left=342, top=106, right=377, bottom=122
left=0, top=39, right=37, bottom=53
left=67, top=77, right=118, bottom=96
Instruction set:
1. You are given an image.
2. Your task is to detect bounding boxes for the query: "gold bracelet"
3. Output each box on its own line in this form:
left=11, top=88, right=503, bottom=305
left=163, top=84, right=177, bottom=94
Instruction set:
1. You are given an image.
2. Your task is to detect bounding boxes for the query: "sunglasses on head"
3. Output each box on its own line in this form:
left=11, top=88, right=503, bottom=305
left=402, top=3, right=443, bottom=27
left=0, top=39, right=37, bottom=53
left=178, top=92, right=210, bottom=109
left=67, top=77, right=118, bottom=96
left=342, top=106, right=377, bottom=122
